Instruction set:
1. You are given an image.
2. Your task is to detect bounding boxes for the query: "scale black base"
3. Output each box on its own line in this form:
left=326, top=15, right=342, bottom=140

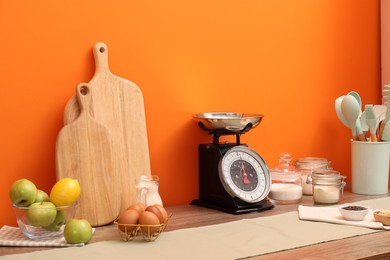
left=191, top=118, right=274, bottom=215
left=191, top=198, right=274, bottom=214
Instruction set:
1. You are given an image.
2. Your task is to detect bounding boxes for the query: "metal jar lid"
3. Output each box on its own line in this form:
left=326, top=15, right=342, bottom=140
left=294, top=157, right=331, bottom=170
left=308, top=169, right=346, bottom=186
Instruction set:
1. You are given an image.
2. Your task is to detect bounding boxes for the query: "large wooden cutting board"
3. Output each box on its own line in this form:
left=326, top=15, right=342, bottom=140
left=56, top=83, right=120, bottom=226
left=62, top=42, right=151, bottom=212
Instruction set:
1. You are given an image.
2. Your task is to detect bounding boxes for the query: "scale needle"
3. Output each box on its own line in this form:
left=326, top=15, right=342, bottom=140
left=241, top=162, right=250, bottom=185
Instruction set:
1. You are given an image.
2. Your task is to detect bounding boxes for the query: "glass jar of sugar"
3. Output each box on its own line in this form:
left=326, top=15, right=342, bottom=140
left=294, top=157, right=331, bottom=195
left=307, top=169, right=346, bottom=204
left=269, top=153, right=302, bottom=204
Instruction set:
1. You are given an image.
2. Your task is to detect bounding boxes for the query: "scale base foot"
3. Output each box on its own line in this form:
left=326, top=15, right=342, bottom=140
left=191, top=199, right=274, bottom=214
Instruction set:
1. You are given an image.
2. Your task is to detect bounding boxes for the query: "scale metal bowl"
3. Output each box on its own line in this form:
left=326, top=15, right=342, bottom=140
left=193, top=112, right=263, bottom=133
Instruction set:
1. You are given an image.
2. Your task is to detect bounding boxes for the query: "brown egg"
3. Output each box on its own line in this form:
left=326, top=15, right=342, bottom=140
left=139, top=211, right=160, bottom=234
left=153, top=204, right=168, bottom=222
left=126, top=203, right=145, bottom=215
left=145, top=205, right=164, bottom=224
left=136, top=202, right=146, bottom=212
left=117, top=209, right=139, bottom=232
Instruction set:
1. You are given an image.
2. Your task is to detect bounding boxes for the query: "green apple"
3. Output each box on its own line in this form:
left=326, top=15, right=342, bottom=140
left=34, top=189, right=50, bottom=203
left=64, top=219, right=92, bottom=244
left=44, top=211, right=65, bottom=231
left=26, top=202, right=57, bottom=227
left=9, top=179, right=37, bottom=207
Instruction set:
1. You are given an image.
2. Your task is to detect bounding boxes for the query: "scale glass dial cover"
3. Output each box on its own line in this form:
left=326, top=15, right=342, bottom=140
left=218, top=146, right=271, bottom=203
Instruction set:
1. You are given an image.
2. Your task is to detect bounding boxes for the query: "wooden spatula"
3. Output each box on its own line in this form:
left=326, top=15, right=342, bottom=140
left=62, top=42, right=151, bottom=212
left=56, top=83, right=121, bottom=226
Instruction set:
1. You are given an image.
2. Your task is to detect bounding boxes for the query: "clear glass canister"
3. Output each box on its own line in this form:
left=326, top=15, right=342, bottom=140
left=294, top=157, right=331, bottom=195
left=306, top=169, right=346, bottom=204
left=269, top=153, right=302, bottom=204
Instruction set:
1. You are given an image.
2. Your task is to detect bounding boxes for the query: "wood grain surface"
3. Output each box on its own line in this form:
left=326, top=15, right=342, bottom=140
left=2, top=190, right=390, bottom=259
left=56, top=84, right=120, bottom=226
left=62, top=42, right=151, bottom=212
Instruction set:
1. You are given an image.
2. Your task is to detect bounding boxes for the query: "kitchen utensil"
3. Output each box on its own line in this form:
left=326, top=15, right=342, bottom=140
left=56, top=83, right=120, bottom=226
left=335, top=95, right=350, bottom=128
left=363, top=105, right=387, bottom=134
left=341, top=95, right=366, bottom=141
left=377, top=120, right=385, bottom=141
left=193, top=112, right=263, bottom=133
left=348, top=91, right=362, bottom=108
left=62, top=42, right=151, bottom=212
left=347, top=91, right=365, bottom=139
left=359, top=110, right=369, bottom=132
left=381, top=122, right=390, bottom=141
left=373, top=105, right=387, bottom=120
left=191, top=112, right=274, bottom=214
left=365, top=104, right=378, bottom=142
left=383, top=86, right=390, bottom=123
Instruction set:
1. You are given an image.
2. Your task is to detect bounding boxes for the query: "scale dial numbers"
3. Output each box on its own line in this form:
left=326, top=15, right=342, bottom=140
left=218, top=146, right=271, bottom=203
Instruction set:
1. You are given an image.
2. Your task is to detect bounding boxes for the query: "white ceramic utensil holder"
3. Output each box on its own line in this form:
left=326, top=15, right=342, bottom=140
left=351, top=140, right=390, bottom=195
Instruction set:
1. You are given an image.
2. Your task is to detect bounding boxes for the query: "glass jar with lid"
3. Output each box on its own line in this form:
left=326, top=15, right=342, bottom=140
left=269, top=153, right=302, bottom=204
left=306, top=169, right=346, bottom=204
left=135, top=175, right=163, bottom=206
left=294, top=157, right=331, bottom=195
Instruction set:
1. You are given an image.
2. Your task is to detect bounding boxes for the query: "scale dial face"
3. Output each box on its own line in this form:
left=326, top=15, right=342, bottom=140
left=218, top=146, right=271, bottom=203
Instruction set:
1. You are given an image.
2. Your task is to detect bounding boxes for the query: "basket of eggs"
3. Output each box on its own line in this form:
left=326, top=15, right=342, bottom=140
left=114, top=202, right=171, bottom=242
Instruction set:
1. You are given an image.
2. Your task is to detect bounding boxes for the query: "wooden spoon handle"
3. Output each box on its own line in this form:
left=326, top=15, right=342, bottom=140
left=377, top=120, right=385, bottom=141
left=357, top=133, right=366, bottom=141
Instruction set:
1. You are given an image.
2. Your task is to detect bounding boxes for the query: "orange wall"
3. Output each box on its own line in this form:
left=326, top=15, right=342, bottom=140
left=0, top=1, right=382, bottom=226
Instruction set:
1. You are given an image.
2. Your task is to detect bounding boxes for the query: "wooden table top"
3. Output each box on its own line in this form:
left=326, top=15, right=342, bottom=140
left=1, top=189, right=390, bottom=259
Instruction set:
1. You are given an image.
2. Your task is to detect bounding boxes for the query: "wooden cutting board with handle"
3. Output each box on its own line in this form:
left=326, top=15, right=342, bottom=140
left=56, top=83, right=121, bottom=226
left=62, top=42, right=151, bottom=212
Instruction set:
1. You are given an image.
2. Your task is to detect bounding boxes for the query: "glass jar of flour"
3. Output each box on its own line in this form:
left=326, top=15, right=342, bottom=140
left=269, top=153, right=302, bottom=204
left=294, top=157, right=331, bottom=195
left=307, top=169, right=346, bottom=204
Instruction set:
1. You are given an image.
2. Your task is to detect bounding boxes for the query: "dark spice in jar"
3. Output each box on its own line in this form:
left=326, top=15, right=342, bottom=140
left=342, top=206, right=367, bottom=211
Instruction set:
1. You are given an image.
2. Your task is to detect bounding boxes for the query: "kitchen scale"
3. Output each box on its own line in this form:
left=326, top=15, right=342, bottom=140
left=191, top=112, right=274, bottom=214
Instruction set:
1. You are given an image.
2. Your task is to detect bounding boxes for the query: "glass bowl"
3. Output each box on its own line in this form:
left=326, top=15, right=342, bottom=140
left=13, top=201, right=78, bottom=240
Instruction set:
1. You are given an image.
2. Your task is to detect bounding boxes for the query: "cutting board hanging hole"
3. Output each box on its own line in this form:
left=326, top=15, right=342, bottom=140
left=99, top=47, right=106, bottom=53
left=79, top=85, right=89, bottom=96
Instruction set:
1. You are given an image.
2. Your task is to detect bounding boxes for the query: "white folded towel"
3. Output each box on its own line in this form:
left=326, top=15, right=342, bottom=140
left=298, top=205, right=390, bottom=230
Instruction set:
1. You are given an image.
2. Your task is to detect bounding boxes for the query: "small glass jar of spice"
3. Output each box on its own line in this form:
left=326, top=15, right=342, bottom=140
left=307, top=169, right=346, bottom=204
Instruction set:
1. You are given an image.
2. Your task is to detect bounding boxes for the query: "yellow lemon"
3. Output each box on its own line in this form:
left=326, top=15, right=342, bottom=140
left=50, top=178, right=80, bottom=206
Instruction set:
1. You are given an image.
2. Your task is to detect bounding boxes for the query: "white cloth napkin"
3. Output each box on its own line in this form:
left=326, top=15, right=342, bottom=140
left=0, top=225, right=88, bottom=247
left=298, top=205, right=390, bottom=230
